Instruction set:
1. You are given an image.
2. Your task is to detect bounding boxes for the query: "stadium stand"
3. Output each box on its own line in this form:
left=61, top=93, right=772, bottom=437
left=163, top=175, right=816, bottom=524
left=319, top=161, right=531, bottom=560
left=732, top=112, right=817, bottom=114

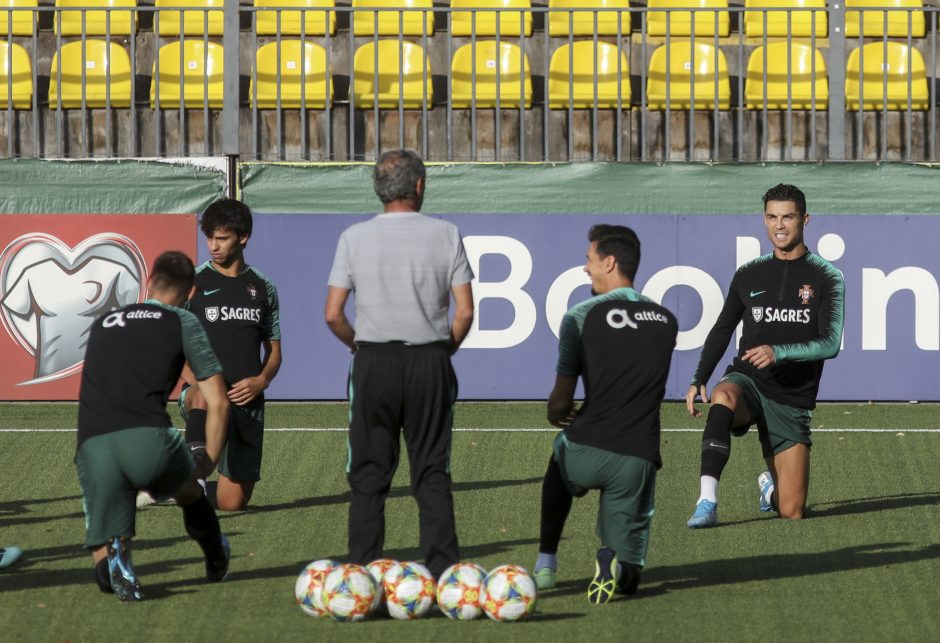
left=646, top=0, right=731, bottom=38
left=351, top=40, right=433, bottom=108
left=351, top=0, right=434, bottom=36
left=450, top=0, right=533, bottom=37
left=743, top=0, right=828, bottom=38
left=154, top=0, right=224, bottom=37
left=548, top=41, right=630, bottom=109
left=547, top=0, right=631, bottom=37
left=646, top=41, right=730, bottom=109
left=49, top=40, right=132, bottom=108
left=845, top=41, right=929, bottom=111
left=745, top=42, right=828, bottom=110
left=0, top=0, right=35, bottom=36
left=0, top=41, right=31, bottom=108
left=54, top=0, right=137, bottom=36
left=150, top=40, right=224, bottom=109
left=451, top=40, right=532, bottom=108
left=253, top=0, right=336, bottom=36
left=845, top=0, right=926, bottom=38
left=251, top=40, right=332, bottom=109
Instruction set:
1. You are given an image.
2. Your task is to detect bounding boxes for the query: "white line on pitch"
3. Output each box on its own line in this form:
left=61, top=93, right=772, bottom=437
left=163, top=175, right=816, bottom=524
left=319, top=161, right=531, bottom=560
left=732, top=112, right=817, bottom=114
left=4, top=427, right=940, bottom=434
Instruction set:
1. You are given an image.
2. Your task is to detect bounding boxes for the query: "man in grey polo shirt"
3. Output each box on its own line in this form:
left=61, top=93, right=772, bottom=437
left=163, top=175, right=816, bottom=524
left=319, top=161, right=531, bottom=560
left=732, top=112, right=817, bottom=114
left=325, top=149, right=475, bottom=577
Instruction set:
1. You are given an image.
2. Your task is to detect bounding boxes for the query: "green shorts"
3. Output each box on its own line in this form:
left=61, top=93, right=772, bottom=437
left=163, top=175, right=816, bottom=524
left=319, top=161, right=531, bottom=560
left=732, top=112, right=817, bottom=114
left=179, top=387, right=265, bottom=482
left=719, top=370, right=813, bottom=458
left=553, top=432, right=657, bottom=568
left=74, top=427, right=193, bottom=548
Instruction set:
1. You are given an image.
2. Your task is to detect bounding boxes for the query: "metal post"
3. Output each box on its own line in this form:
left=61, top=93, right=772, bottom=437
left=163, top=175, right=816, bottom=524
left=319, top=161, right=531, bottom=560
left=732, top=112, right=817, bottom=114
left=828, top=2, right=846, bottom=160
left=222, top=0, right=240, bottom=156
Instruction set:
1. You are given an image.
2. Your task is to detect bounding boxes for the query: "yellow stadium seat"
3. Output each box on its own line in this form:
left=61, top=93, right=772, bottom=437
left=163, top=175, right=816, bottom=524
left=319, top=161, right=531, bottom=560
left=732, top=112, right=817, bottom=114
left=845, top=0, right=925, bottom=38
left=745, top=42, right=827, bottom=109
left=150, top=40, right=224, bottom=109
left=352, top=40, right=433, bottom=109
left=647, top=0, right=731, bottom=38
left=646, top=41, right=730, bottom=109
left=450, top=0, right=533, bottom=37
left=154, top=0, right=223, bottom=37
left=0, top=0, right=36, bottom=36
left=49, top=40, right=132, bottom=108
left=547, top=0, right=630, bottom=37
left=54, top=0, right=137, bottom=36
left=0, top=42, right=32, bottom=109
left=845, top=42, right=928, bottom=111
left=352, top=0, right=434, bottom=36
left=743, top=0, right=827, bottom=38
left=548, top=41, right=629, bottom=109
left=251, top=40, right=332, bottom=109
left=451, top=41, right=532, bottom=108
left=254, top=0, right=336, bottom=36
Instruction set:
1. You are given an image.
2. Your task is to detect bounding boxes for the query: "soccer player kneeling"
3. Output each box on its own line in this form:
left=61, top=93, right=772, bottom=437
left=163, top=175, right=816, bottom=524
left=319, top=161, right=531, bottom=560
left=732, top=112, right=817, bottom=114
left=75, top=251, right=232, bottom=601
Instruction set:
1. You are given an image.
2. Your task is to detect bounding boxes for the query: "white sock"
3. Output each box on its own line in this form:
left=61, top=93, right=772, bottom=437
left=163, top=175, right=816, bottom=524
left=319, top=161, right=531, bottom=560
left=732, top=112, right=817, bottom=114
left=535, top=553, right=557, bottom=572
left=698, top=476, right=719, bottom=503
left=197, top=479, right=207, bottom=495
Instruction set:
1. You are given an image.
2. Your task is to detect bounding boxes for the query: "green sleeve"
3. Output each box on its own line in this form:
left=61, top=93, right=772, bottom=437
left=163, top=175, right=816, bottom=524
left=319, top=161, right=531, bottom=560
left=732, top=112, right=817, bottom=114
left=179, top=309, right=223, bottom=380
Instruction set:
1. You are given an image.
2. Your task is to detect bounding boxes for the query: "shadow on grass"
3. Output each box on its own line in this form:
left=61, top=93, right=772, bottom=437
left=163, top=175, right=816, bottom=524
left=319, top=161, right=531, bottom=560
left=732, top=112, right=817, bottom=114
left=0, top=495, right=85, bottom=529
left=246, top=477, right=544, bottom=515
left=717, top=491, right=940, bottom=527
left=545, top=542, right=940, bottom=600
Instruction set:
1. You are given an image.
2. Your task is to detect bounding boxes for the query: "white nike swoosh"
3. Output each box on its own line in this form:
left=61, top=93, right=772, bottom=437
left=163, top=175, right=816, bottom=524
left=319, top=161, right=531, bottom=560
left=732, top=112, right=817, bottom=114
left=203, top=289, right=221, bottom=296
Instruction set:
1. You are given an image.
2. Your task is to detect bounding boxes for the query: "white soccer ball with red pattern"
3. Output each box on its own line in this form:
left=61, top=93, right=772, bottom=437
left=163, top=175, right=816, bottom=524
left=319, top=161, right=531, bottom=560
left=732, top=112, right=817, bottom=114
left=383, top=561, right=436, bottom=620
left=366, top=558, right=399, bottom=610
left=294, top=558, right=338, bottom=617
left=321, top=563, right=379, bottom=622
left=436, top=562, right=487, bottom=620
left=482, top=564, right=538, bottom=622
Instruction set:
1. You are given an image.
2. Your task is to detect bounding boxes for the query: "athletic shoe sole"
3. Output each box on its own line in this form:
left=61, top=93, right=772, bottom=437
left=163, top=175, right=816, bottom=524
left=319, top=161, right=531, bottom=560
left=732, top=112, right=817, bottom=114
left=107, top=537, right=143, bottom=601
left=587, top=547, right=618, bottom=605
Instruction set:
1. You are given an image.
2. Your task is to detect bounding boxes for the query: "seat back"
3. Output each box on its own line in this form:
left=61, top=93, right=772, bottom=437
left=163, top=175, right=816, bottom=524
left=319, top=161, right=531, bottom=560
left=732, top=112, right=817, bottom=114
left=450, top=0, right=533, bottom=37
left=151, top=40, right=224, bottom=108
left=352, top=0, right=434, bottom=36
left=547, top=0, right=630, bottom=37
left=0, top=0, right=37, bottom=36
left=743, top=0, right=827, bottom=38
left=352, top=40, right=433, bottom=109
left=254, top=0, right=336, bottom=36
left=154, top=0, right=223, bottom=36
left=49, top=40, right=132, bottom=108
left=549, top=41, right=630, bottom=108
left=845, top=41, right=928, bottom=110
left=251, top=40, right=332, bottom=109
left=0, top=41, right=32, bottom=108
left=646, top=0, right=731, bottom=38
left=451, top=41, right=532, bottom=108
left=54, top=0, right=137, bottom=36
left=745, top=42, right=828, bottom=109
left=646, top=41, right=730, bottom=109
left=845, top=0, right=925, bottom=38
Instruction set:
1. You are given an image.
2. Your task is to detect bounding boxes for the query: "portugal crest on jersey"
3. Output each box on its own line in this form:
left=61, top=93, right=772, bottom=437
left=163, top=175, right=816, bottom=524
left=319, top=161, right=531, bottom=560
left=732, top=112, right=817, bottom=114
left=798, top=284, right=814, bottom=304
left=205, top=306, right=219, bottom=322
left=247, top=283, right=258, bottom=301
left=752, top=307, right=764, bottom=322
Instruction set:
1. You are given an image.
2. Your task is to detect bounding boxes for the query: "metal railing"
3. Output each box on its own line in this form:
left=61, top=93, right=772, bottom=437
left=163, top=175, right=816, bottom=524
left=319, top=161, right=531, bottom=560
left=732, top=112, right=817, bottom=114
left=1, top=4, right=938, bottom=161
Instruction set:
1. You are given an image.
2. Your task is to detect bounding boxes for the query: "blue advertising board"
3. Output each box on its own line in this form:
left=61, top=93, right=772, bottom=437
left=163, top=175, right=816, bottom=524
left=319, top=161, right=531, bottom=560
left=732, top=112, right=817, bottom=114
left=215, top=214, right=940, bottom=401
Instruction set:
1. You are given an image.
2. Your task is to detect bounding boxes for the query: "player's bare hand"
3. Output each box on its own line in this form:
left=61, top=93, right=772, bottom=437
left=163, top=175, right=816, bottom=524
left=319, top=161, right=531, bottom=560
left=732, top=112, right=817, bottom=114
left=686, top=384, right=708, bottom=417
left=742, top=345, right=776, bottom=369
left=228, top=376, right=266, bottom=406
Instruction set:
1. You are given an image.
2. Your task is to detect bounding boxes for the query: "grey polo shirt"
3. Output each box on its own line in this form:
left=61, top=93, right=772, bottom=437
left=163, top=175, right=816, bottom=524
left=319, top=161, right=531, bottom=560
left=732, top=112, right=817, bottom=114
left=328, top=211, right=475, bottom=344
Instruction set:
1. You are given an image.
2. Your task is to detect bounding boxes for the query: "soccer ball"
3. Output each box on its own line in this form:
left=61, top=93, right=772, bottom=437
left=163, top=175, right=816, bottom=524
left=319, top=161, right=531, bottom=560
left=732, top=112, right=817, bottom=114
left=436, top=562, right=487, bottom=620
left=383, top=561, right=436, bottom=620
left=294, top=559, right=338, bottom=617
left=482, top=564, right=538, bottom=622
left=321, top=563, right=379, bottom=622
left=366, top=558, right=398, bottom=611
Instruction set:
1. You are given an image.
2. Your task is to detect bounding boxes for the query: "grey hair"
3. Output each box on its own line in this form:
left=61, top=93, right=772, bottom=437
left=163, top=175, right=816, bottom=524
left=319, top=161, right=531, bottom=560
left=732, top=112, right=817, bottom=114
left=373, top=149, right=426, bottom=205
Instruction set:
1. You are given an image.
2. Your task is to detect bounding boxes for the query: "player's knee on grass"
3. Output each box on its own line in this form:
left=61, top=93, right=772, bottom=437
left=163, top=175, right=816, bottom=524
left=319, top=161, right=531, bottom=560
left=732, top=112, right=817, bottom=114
left=777, top=502, right=805, bottom=520
left=216, top=480, right=253, bottom=511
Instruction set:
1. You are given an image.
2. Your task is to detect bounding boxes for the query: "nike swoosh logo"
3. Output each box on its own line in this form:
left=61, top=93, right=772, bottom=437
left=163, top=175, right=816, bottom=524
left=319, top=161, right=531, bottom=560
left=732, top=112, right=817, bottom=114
left=749, top=290, right=766, bottom=297
left=203, top=289, right=222, bottom=296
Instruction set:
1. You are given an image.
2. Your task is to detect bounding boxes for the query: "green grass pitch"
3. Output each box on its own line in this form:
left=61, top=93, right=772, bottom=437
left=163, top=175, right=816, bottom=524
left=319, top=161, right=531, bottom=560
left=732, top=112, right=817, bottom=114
left=2, top=402, right=939, bottom=642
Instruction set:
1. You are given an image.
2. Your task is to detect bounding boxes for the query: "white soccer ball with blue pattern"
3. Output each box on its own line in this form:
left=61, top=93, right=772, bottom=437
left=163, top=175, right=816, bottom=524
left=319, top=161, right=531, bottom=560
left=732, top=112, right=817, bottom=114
left=383, top=561, right=436, bottom=620
left=436, top=562, right=487, bottom=620
left=294, top=558, right=337, bottom=617
left=321, top=563, right=379, bottom=622
left=482, top=564, right=538, bottom=622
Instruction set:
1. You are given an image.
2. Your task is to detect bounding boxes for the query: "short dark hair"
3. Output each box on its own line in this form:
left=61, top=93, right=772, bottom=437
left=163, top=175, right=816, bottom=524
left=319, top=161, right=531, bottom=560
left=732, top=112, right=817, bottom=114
left=150, top=250, right=195, bottom=295
left=373, top=149, right=426, bottom=205
left=762, top=184, right=806, bottom=216
left=200, top=198, right=253, bottom=238
left=588, top=224, right=641, bottom=281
